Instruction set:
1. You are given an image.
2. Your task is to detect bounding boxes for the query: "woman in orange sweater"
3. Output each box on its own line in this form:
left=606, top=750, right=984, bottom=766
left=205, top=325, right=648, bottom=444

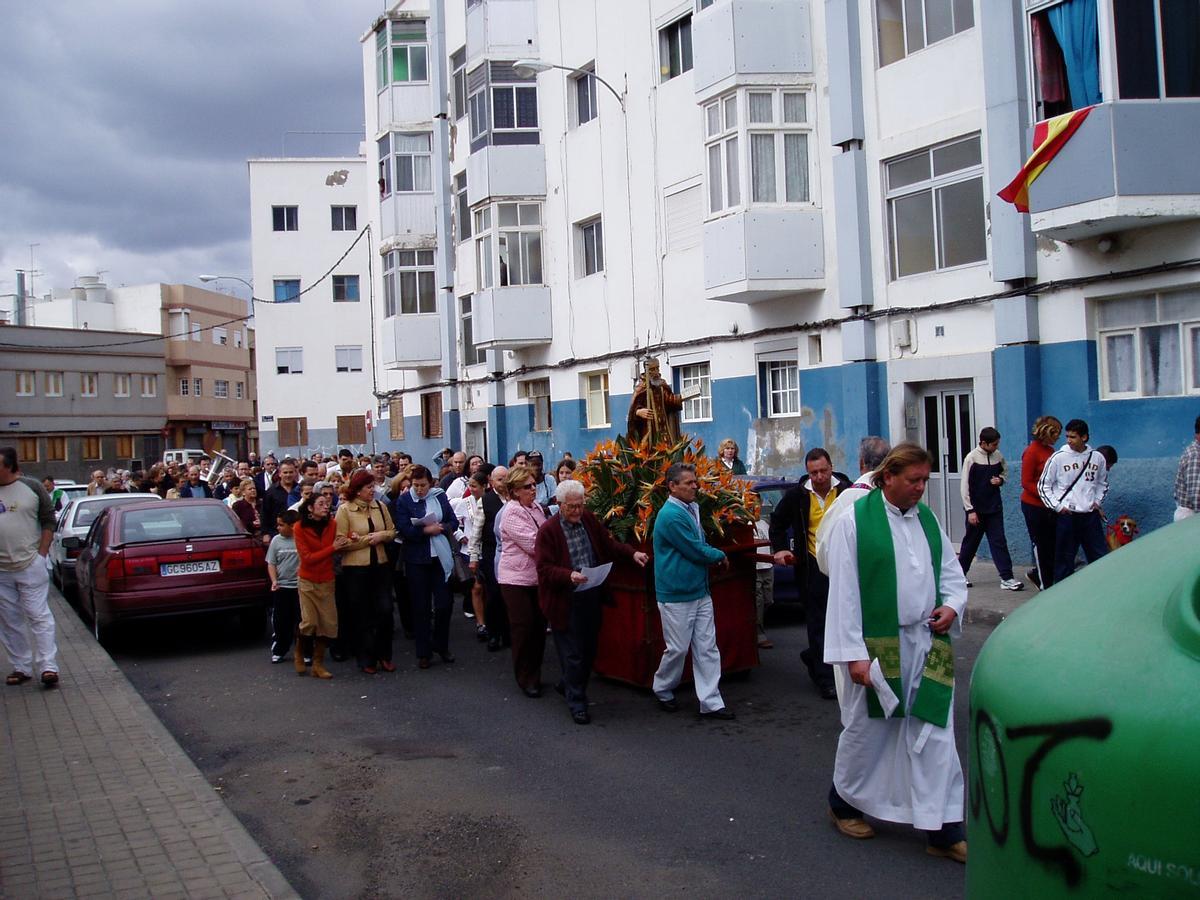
left=1021, top=415, right=1062, bottom=590
left=294, top=493, right=349, bottom=678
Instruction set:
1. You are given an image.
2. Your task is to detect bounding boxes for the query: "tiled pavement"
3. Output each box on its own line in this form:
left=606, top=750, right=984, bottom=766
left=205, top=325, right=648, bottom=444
left=0, top=590, right=297, bottom=900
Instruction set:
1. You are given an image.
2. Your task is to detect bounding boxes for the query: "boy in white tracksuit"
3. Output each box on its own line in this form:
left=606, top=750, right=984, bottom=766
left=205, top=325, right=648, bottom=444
left=1036, top=418, right=1108, bottom=584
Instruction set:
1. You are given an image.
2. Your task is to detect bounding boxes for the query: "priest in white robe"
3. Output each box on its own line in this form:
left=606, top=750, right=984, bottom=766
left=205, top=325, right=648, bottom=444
left=823, top=442, right=969, bottom=863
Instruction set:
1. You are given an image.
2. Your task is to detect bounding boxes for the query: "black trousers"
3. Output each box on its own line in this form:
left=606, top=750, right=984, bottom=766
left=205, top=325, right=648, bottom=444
left=957, top=509, right=1014, bottom=580
left=392, top=560, right=414, bottom=637
left=270, top=586, right=300, bottom=656
left=1054, top=511, right=1107, bottom=584
left=481, top=555, right=510, bottom=643
left=804, top=559, right=834, bottom=689
left=341, top=564, right=395, bottom=667
left=408, top=561, right=452, bottom=660
left=551, top=589, right=604, bottom=714
left=1021, top=501, right=1058, bottom=587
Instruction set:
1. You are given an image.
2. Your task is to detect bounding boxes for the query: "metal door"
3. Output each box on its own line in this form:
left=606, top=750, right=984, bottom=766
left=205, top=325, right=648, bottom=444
left=464, top=422, right=487, bottom=460
left=920, top=386, right=975, bottom=543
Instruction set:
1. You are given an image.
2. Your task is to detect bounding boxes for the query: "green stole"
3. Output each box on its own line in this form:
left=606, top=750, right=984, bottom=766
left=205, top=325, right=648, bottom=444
left=853, top=489, right=954, bottom=729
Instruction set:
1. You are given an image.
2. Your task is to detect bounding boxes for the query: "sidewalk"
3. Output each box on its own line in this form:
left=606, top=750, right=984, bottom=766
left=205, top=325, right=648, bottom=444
left=0, top=590, right=297, bottom=900
left=961, top=558, right=1040, bottom=627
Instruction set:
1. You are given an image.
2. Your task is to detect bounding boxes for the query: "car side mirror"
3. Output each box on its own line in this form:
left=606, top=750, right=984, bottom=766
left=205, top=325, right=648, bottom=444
left=62, top=536, right=82, bottom=551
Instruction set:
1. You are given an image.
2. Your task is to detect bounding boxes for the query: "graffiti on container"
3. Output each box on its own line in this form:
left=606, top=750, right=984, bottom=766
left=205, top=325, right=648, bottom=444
left=970, top=711, right=1113, bottom=888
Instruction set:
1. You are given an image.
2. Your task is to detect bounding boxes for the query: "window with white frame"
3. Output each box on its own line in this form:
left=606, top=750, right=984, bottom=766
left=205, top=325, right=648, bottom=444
left=659, top=14, right=693, bottom=82
left=885, top=135, right=986, bottom=279
left=390, top=133, right=432, bottom=193
left=877, top=0, right=974, bottom=67
left=460, top=295, right=486, bottom=366
left=584, top=372, right=610, bottom=428
left=45, top=372, right=63, bottom=397
left=576, top=217, right=604, bottom=277
left=468, top=85, right=489, bottom=141
left=272, top=205, right=298, bottom=231
left=168, top=309, right=189, bottom=341
left=214, top=379, right=229, bottom=399
left=474, top=203, right=543, bottom=290
left=760, top=359, right=800, bottom=417
left=178, top=377, right=190, bottom=397
left=384, top=250, right=436, bottom=316
left=574, top=66, right=598, bottom=126
left=451, top=47, right=468, bottom=120
left=705, top=94, right=740, bottom=213
left=193, top=378, right=202, bottom=397
left=190, top=323, right=202, bottom=342
left=331, top=206, right=357, bottom=231
left=376, top=19, right=428, bottom=90
left=233, top=329, right=244, bottom=348
left=274, top=279, right=301, bottom=303
left=492, top=83, right=538, bottom=134
left=677, top=362, right=712, bottom=422
left=1097, top=289, right=1200, bottom=399
left=16, top=371, right=35, bottom=396
left=453, top=172, right=471, bottom=242
left=520, top=378, right=552, bottom=431
left=213, top=326, right=228, bottom=346
left=141, top=375, right=157, bottom=397
left=81, top=373, right=98, bottom=397
left=333, top=275, right=360, bottom=302
left=276, top=348, right=304, bottom=375
left=235, top=381, right=244, bottom=400
left=335, top=346, right=364, bottom=373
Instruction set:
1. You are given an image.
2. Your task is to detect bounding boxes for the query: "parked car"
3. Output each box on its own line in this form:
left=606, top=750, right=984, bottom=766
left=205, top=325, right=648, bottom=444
left=50, top=493, right=163, bottom=594
left=70, top=499, right=270, bottom=644
left=748, top=476, right=801, bottom=606
left=49, top=481, right=88, bottom=512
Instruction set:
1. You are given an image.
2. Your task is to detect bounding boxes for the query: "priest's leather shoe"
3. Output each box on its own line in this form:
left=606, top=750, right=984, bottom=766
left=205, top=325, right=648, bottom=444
left=657, top=697, right=679, bottom=713
left=819, top=683, right=837, bottom=700
left=522, top=685, right=542, bottom=698
left=828, top=808, right=875, bottom=839
left=926, top=841, right=967, bottom=863
left=698, top=707, right=736, bottom=720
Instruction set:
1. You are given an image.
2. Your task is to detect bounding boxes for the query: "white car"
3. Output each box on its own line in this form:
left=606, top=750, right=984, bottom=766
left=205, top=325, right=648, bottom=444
left=50, top=493, right=163, bottom=594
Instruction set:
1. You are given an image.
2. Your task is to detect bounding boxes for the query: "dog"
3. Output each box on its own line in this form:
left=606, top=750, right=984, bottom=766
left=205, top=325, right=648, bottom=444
left=1105, top=514, right=1139, bottom=552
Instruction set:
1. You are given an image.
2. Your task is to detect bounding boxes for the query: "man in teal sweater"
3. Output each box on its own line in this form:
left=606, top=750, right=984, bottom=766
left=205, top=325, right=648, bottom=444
left=651, top=463, right=735, bottom=719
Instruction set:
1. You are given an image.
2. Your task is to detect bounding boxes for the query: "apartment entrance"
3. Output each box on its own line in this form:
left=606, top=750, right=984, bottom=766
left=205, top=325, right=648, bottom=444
left=918, top=382, right=975, bottom=544
left=464, top=422, right=487, bottom=460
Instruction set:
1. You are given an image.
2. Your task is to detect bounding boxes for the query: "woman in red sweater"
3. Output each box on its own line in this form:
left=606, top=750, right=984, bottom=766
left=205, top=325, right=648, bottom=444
left=294, top=493, right=349, bottom=678
left=1021, top=415, right=1062, bottom=590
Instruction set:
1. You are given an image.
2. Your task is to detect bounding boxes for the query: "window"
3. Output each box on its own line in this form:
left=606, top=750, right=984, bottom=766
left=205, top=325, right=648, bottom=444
left=1112, top=1, right=1200, bottom=101
left=377, top=19, right=428, bottom=89
left=1097, top=289, right=1200, bottom=399
left=333, top=275, right=360, bottom=302
left=277, top=417, right=308, bottom=448
left=178, top=378, right=189, bottom=397
left=214, top=380, right=229, bottom=399
left=677, top=362, right=712, bottom=422
left=45, top=372, right=63, bottom=397
left=421, top=391, right=443, bottom=438
left=168, top=309, right=189, bottom=341
left=235, top=381, right=244, bottom=400
left=141, top=374, right=157, bottom=398
left=390, top=133, right=433, bottom=192
left=274, top=279, right=301, bottom=303
left=577, top=217, right=605, bottom=277
left=451, top=47, right=468, bottom=120
left=384, top=250, right=436, bottom=316
left=469, top=86, right=489, bottom=141
left=574, top=66, right=598, bottom=126
left=16, top=371, right=35, bottom=396
left=116, top=436, right=134, bottom=459
left=47, top=437, right=67, bottom=461
left=885, top=135, right=986, bottom=279
left=18, top=437, right=37, bottom=462
left=272, top=205, right=298, bottom=232
left=335, top=346, right=364, bottom=373
left=114, top=374, right=130, bottom=397
left=378, top=134, right=392, bottom=196
left=460, top=296, right=486, bottom=366
left=454, top=172, right=471, bottom=242
left=474, top=202, right=543, bottom=289
left=233, top=329, right=244, bottom=349
left=761, top=360, right=800, bottom=417
left=877, top=0, right=974, bottom=67
left=704, top=94, right=741, bottom=213
left=276, top=348, right=304, bottom=375
left=81, top=373, right=98, bottom=397
left=193, top=378, right=203, bottom=397
left=698, top=0, right=715, bottom=8
left=83, top=436, right=101, bottom=460
left=331, top=206, right=357, bottom=231
left=520, top=378, right=552, bottom=431
left=337, top=415, right=367, bottom=445
left=659, top=14, right=694, bottom=82
left=213, top=326, right=228, bottom=346
left=190, top=323, right=202, bottom=342
left=584, top=372, right=610, bottom=428
left=389, top=399, right=406, bottom=441
left=491, top=84, right=538, bottom=133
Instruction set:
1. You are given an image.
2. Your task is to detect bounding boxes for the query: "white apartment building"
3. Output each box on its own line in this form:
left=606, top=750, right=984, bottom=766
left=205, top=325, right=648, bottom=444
left=247, top=157, right=380, bottom=457
left=243, top=0, right=1200, bottom=548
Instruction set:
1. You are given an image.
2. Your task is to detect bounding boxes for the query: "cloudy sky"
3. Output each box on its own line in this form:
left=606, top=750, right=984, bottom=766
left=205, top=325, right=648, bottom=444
left=0, top=0, right=384, bottom=302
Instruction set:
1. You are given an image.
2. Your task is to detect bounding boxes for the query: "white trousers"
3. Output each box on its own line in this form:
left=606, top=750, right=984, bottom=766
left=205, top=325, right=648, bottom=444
left=0, top=556, right=58, bottom=676
left=652, top=596, right=725, bottom=712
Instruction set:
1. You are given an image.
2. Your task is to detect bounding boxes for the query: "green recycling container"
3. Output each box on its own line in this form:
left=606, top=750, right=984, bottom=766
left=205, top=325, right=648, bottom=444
left=968, top=515, right=1200, bottom=897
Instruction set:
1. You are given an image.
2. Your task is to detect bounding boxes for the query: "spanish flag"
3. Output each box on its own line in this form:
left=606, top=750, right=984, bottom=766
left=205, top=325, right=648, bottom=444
left=998, top=106, right=1095, bottom=213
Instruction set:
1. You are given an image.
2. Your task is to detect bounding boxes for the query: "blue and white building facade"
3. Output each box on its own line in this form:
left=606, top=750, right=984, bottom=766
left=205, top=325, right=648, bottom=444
left=253, top=0, right=1198, bottom=552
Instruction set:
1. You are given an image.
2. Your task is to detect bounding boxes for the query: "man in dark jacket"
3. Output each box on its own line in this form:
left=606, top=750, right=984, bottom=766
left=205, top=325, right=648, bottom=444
left=261, top=459, right=300, bottom=546
left=769, top=448, right=851, bottom=699
left=958, top=427, right=1023, bottom=591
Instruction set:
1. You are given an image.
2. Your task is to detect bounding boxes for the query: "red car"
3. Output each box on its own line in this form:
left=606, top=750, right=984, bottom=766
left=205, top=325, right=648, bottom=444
left=70, top=499, right=270, bottom=644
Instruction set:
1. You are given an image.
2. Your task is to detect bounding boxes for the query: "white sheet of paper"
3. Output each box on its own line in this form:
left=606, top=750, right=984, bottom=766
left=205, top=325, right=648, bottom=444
left=574, top=562, right=613, bottom=592
left=868, top=658, right=900, bottom=718
left=411, top=510, right=440, bottom=526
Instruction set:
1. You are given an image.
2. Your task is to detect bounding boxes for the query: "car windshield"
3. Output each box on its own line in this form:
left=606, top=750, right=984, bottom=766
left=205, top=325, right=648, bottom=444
left=755, top=487, right=787, bottom=521
left=73, top=497, right=155, bottom=529
left=120, top=506, right=241, bottom=543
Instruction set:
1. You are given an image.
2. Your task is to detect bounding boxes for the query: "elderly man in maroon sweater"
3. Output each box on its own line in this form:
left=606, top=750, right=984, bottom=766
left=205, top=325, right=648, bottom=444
left=535, top=479, right=647, bottom=724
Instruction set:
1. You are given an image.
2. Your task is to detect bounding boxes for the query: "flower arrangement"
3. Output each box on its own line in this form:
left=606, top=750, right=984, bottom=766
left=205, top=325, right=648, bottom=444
left=576, top=434, right=762, bottom=545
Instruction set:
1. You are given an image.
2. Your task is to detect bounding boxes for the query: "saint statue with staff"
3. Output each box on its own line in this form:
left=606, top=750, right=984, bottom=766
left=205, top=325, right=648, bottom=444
left=626, top=357, right=686, bottom=445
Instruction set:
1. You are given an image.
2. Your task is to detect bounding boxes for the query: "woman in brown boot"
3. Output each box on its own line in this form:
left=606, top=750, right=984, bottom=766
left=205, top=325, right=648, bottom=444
left=294, top=492, right=348, bottom=678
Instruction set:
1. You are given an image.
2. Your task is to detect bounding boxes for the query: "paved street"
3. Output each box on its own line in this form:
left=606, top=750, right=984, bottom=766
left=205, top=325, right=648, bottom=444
left=101, top=595, right=994, bottom=899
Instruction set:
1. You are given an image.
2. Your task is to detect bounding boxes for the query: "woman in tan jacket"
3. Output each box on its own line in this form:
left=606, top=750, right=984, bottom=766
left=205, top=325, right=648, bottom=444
left=335, top=469, right=397, bottom=674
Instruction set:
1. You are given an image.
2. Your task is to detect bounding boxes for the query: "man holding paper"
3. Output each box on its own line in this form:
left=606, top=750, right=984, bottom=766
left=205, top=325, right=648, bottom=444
left=535, top=480, right=648, bottom=724
left=823, top=443, right=969, bottom=863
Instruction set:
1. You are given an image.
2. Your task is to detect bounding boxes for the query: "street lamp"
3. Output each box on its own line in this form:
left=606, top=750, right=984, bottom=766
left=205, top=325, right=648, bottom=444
left=198, top=274, right=254, bottom=294
left=512, top=59, right=625, bottom=111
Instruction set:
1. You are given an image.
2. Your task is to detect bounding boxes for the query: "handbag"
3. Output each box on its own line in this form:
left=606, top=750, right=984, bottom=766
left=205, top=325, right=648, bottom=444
left=449, top=554, right=473, bottom=593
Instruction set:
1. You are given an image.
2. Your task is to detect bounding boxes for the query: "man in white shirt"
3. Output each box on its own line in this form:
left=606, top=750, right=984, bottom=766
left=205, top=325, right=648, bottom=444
left=1036, top=418, right=1108, bottom=584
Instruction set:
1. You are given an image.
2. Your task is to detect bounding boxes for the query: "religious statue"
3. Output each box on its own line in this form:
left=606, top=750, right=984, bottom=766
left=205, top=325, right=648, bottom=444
left=626, top=357, right=684, bottom=445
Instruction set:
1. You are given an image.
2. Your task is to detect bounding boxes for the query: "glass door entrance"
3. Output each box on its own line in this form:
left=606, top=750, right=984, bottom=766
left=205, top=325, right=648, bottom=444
left=920, top=385, right=975, bottom=544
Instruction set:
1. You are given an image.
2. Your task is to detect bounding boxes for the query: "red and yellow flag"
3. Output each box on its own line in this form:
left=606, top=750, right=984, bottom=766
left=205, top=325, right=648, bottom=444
left=998, top=106, right=1095, bottom=213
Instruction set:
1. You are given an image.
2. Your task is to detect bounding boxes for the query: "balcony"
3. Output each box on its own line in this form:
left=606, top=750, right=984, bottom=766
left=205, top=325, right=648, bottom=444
left=472, top=285, right=551, bottom=349
left=465, top=0, right=538, bottom=69
left=703, top=209, right=824, bottom=303
left=692, top=0, right=814, bottom=103
left=377, top=82, right=431, bottom=133
left=381, top=313, right=442, bottom=369
left=466, top=144, right=545, bottom=206
left=1029, top=101, right=1200, bottom=241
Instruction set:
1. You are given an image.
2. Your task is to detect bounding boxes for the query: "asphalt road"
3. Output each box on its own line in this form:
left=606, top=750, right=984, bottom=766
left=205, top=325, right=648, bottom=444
left=91, top=601, right=984, bottom=899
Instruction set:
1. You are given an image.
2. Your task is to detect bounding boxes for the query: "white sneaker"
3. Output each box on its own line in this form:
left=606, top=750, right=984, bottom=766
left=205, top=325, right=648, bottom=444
left=1000, top=578, right=1024, bottom=591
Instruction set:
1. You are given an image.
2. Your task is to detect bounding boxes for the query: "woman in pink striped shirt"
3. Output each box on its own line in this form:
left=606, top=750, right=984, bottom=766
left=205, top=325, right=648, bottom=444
left=497, top=466, right=547, bottom=697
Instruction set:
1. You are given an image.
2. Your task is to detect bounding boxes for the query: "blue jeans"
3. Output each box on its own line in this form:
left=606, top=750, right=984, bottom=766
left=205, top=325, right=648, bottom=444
left=1053, top=511, right=1107, bottom=583
left=958, top=510, right=1014, bottom=580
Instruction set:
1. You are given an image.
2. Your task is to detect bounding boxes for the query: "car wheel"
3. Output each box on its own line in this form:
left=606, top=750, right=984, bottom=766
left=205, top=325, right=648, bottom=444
left=89, top=592, right=110, bottom=645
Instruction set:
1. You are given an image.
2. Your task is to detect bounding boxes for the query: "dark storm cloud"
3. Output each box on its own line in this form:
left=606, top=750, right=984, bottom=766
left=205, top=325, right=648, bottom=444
left=0, top=0, right=382, bottom=293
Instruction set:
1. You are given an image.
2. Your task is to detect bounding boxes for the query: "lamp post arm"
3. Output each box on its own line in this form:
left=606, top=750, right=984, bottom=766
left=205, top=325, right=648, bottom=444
left=534, top=62, right=625, bottom=111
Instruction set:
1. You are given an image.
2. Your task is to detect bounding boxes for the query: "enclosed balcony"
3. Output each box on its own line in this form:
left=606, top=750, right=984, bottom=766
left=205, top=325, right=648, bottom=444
left=703, top=209, right=824, bottom=303
left=692, top=0, right=813, bottom=103
left=466, top=144, right=545, bottom=206
left=381, top=313, right=441, bottom=369
left=465, top=0, right=538, bottom=70
left=472, top=286, right=551, bottom=349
